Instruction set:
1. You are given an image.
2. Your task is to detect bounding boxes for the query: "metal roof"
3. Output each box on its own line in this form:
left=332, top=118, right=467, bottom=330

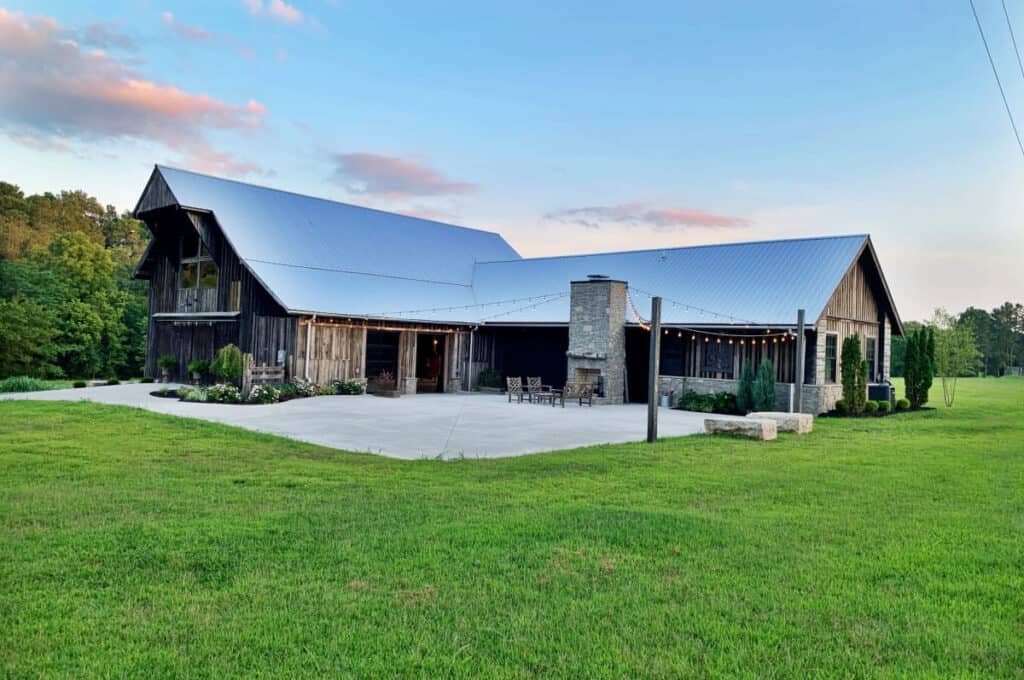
left=152, top=165, right=520, bottom=292
left=469, top=235, right=872, bottom=326
left=136, top=168, right=890, bottom=328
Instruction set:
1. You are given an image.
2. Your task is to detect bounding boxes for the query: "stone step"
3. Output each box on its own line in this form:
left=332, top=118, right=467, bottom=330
left=746, top=411, right=814, bottom=434
left=704, top=418, right=777, bottom=441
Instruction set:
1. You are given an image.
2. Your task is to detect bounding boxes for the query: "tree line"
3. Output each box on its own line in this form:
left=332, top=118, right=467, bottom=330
left=0, top=181, right=150, bottom=380
left=891, top=303, right=1023, bottom=378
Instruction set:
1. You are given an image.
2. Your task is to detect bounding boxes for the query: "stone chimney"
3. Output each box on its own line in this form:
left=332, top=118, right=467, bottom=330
left=566, top=275, right=627, bottom=404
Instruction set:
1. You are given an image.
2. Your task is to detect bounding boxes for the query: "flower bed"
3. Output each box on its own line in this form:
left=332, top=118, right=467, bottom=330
left=168, top=378, right=366, bottom=405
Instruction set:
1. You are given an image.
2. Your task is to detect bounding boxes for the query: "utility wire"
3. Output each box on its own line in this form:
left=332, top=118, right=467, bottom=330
left=970, top=0, right=1024, bottom=159
left=1002, top=0, right=1024, bottom=82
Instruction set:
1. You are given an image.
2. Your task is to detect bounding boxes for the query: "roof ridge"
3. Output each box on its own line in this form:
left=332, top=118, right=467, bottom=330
left=155, top=164, right=514, bottom=242
left=477, top=233, right=869, bottom=265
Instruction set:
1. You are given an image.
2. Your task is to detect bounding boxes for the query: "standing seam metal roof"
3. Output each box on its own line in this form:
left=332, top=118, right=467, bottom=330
left=141, top=166, right=888, bottom=327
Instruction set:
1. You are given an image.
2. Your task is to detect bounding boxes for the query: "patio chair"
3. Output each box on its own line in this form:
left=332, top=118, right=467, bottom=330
left=506, top=376, right=525, bottom=403
left=554, top=381, right=595, bottom=408
left=525, top=376, right=552, bottom=403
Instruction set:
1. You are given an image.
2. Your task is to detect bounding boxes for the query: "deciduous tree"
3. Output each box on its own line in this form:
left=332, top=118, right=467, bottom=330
left=932, top=308, right=981, bottom=408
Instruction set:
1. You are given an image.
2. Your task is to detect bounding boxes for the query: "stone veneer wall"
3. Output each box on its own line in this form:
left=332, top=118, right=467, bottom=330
left=567, top=279, right=627, bottom=404
left=658, top=375, right=842, bottom=415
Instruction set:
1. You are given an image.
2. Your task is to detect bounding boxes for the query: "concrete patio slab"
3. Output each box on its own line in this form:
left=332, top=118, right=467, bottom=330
left=1, top=383, right=740, bottom=459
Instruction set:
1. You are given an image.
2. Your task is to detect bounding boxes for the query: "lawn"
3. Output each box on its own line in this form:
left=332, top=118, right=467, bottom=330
left=1, top=379, right=1022, bottom=678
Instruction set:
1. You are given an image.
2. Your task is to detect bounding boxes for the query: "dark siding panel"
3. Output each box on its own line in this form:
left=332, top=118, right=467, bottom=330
left=149, top=320, right=239, bottom=381
left=134, top=168, right=177, bottom=215
left=142, top=208, right=296, bottom=376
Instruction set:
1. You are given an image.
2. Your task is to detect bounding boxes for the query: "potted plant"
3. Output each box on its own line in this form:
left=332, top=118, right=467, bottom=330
left=187, top=359, right=210, bottom=384
left=157, top=355, right=177, bottom=383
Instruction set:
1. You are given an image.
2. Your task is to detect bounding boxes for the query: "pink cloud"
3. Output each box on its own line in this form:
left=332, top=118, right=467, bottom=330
left=0, top=9, right=265, bottom=177
left=329, top=152, right=477, bottom=199
left=545, top=203, right=750, bottom=231
left=644, top=208, right=751, bottom=229
left=245, top=0, right=305, bottom=24
left=161, top=11, right=211, bottom=43
left=268, top=0, right=304, bottom=24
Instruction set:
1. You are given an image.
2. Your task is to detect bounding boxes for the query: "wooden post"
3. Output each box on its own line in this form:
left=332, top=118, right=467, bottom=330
left=647, top=296, right=662, bottom=443
left=241, top=353, right=254, bottom=398
left=795, top=308, right=806, bottom=413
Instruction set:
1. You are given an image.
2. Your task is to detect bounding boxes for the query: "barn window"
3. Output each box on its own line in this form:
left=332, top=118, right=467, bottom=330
left=199, top=260, right=219, bottom=289
left=181, top=261, right=198, bottom=289
left=180, top=230, right=218, bottom=291
left=825, top=334, right=838, bottom=383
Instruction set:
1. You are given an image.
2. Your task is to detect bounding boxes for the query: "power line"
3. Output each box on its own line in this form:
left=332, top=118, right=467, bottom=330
left=1002, top=0, right=1024, bottom=83
left=970, top=0, right=1024, bottom=160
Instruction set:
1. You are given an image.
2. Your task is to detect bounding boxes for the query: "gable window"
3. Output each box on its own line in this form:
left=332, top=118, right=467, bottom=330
left=825, top=334, right=838, bottom=383
left=180, top=235, right=218, bottom=290
left=865, top=336, right=877, bottom=382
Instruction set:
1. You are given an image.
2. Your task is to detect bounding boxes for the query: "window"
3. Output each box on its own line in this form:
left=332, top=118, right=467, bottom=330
left=865, top=336, right=877, bottom=382
left=180, top=261, right=198, bottom=289
left=825, top=334, right=838, bottom=383
left=199, top=260, right=219, bottom=289
left=179, top=230, right=218, bottom=291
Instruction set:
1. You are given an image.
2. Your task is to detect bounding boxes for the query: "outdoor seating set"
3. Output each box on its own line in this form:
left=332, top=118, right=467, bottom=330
left=506, top=376, right=594, bottom=407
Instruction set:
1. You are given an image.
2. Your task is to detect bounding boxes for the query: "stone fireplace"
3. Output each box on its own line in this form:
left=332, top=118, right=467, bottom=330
left=566, top=276, right=627, bottom=404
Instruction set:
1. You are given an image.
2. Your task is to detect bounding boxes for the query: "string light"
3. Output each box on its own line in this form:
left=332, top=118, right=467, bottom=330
left=380, top=291, right=568, bottom=318
left=626, top=291, right=652, bottom=331
left=630, top=287, right=757, bottom=326
left=479, top=293, right=570, bottom=321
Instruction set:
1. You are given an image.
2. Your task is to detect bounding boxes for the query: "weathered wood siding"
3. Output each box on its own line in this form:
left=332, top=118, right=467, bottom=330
left=445, top=331, right=470, bottom=391
left=141, top=207, right=293, bottom=378
left=813, top=252, right=895, bottom=384
left=295, top=323, right=367, bottom=384
left=397, top=331, right=417, bottom=384
left=135, top=168, right=177, bottom=214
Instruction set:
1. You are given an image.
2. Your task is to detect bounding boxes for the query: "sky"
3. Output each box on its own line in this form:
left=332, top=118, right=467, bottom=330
left=1, top=1, right=1023, bottom=321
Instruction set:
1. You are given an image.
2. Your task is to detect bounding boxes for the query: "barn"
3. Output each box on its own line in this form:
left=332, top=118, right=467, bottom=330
left=133, top=165, right=903, bottom=413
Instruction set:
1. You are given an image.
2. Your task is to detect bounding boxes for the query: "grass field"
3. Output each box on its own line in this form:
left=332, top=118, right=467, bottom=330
left=2, top=378, right=1022, bottom=677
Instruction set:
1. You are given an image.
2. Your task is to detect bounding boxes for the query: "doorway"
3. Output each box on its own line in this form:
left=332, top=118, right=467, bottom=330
left=416, top=333, right=445, bottom=392
left=365, top=330, right=400, bottom=381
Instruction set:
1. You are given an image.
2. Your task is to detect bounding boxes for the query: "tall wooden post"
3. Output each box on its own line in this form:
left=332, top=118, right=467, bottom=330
left=794, top=308, right=806, bottom=413
left=647, top=297, right=662, bottom=443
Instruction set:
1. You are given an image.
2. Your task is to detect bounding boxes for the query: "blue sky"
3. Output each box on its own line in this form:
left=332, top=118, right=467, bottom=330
left=2, top=1, right=1023, bottom=319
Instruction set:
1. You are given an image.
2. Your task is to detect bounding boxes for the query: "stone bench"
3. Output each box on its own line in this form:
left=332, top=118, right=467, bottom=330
left=746, top=411, right=814, bottom=434
left=704, top=418, right=777, bottom=441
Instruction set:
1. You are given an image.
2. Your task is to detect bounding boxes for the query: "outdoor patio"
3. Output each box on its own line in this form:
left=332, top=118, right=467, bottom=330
left=0, top=383, right=738, bottom=460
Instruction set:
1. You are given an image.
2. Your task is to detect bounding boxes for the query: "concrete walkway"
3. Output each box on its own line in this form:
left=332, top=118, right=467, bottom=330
left=0, top=383, right=732, bottom=460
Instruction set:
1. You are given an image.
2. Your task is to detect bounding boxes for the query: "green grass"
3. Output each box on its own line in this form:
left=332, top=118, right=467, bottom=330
left=0, top=377, right=144, bottom=393
left=2, top=379, right=1022, bottom=678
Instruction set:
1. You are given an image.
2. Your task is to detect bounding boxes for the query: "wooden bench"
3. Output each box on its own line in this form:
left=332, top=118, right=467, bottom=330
left=746, top=411, right=814, bottom=434
left=704, top=417, right=777, bottom=441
